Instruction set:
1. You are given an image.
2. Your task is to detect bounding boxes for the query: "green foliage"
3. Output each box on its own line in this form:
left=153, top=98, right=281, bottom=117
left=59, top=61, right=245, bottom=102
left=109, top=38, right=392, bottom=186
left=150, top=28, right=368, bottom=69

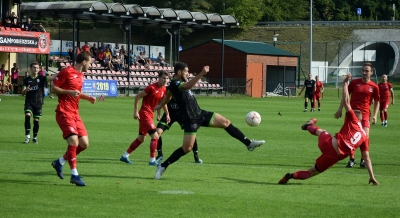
left=1, top=94, right=400, bottom=217
left=223, top=0, right=264, bottom=29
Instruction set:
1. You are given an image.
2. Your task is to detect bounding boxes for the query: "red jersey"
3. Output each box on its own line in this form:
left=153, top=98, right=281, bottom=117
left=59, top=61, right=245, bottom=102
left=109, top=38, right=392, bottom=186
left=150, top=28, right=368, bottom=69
left=82, top=45, right=90, bottom=52
left=315, top=81, right=323, bottom=93
left=53, top=66, right=84, bottom=115
left=348, top=78, right=379, bottom=115
left=139, top=82, right=166, bottom=120
left=335, top=110, right=368, bottom=155
left=378, top=82, right=392, bottom=102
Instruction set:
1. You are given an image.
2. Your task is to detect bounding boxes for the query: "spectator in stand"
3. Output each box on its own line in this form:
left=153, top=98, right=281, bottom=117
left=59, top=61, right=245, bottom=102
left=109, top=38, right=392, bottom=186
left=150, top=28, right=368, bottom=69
left=10, top=12, right=18, bottom=27
left=2, top=12, right=12, bottom=27
left=99, top=42, right=106, bottom=51
left=157, top=52, right=167, bottom=67
left=104, top=48, right=112, bottom=59
left=113, top=43, right=120, bottom=55
left=67, top=48, right=74, bottom=60
left=38, top=65, right=46, bottom=76
left=137, top=52, right=145, bottom=66
left=120, top=45, right=128, bottom=65
left=97, top=49, right=105, bottom=64
left=90, top=43, right=98, bottom=58
left=112, top=53, right=123, bottom=71
left=3, top=70, right=13, bottom=94
left=81, top=42, right=90, bottom=53
left=11, top=63, right=20, bottom=85
left=0, top=65, right=5, bottom=93
left=129, top=50, right=136, bottom=66
left=103, top=54, right=113, bottom=70
left=37, top=23, right=46, bottom=32
left=24, top=18, right=33, bottom=31
left=106, top=44, right=113, bottom=56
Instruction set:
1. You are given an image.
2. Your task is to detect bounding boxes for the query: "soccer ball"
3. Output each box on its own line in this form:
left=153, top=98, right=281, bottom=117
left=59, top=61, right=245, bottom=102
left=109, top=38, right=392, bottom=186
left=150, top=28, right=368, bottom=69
left=246, top=111, right=261, bottom=127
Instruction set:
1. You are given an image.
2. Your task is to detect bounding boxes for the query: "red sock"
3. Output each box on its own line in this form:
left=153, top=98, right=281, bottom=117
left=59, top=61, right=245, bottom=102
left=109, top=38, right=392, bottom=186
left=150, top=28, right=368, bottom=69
left=150, top=139, right=158, bottom=158
left=293, top=171, right=311, bottom=180
left=384, top=111, right=388, bottom=120
left=350, top=150, right=355, bottom=159
left=67, top=145, right=77, bottom=169
left=307, top=125, right=319, bottom=136
left=127, top=138, right=142, bottom=154
left=380, top=112, right=384, bottom=122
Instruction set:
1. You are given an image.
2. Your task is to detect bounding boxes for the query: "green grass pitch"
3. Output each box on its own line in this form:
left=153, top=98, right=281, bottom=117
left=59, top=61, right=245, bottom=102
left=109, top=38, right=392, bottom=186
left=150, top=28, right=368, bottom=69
left=1, top=89, right=399, bottom=217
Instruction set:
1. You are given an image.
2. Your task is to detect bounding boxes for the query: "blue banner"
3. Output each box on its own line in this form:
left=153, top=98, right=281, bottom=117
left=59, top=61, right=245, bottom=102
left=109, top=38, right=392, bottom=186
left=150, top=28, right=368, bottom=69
left=82, top=80, right=118, bottom=97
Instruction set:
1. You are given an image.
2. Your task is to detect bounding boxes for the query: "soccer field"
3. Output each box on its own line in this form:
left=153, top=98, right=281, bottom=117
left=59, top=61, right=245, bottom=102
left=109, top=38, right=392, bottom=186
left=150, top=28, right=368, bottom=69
left=1, top=91, right=399, bottom=217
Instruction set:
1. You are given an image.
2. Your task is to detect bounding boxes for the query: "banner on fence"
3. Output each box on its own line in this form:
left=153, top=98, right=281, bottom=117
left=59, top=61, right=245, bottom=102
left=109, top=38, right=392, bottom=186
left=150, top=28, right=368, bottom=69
left=82, top=80, right=118, bottom=97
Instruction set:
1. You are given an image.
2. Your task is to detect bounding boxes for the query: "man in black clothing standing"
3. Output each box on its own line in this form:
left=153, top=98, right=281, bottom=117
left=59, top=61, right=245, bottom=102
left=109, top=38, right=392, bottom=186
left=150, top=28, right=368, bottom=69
left=298, top=73, right=316, bottom=112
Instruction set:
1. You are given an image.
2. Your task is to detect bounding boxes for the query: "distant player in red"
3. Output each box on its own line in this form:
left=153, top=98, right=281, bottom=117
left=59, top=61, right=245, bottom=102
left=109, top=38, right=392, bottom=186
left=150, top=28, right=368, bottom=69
left=334, top=62, right=379, bottom=168
left=378, top=74, right=394, bottom=127
left=279, top=74, right=378, bottom=185
left=120, top=71, right=170, bottom=165
left=313, top=75, right=324, bottom=111
left=50, top=52, right=96, bottom=186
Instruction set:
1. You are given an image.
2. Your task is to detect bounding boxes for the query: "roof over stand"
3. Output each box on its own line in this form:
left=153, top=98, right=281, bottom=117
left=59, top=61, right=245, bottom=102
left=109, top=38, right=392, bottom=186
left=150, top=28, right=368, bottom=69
left=20, top=1, right=239, bottom=28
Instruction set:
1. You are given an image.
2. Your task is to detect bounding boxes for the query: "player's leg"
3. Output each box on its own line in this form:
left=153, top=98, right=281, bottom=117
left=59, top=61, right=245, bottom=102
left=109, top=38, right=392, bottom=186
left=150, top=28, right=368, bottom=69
left=309, top=95, right=315, bottom=112
left=155, top=133, right=196, bottom=180
left=156, top=128, right=165, bottom=163
left=359, top=124, right=370, bottom=168
left=65, top=135, right=86, bottom=186
left=148, top=129, right=160, bottom=165
left=120, top=134, right=145, bottom=164
left=279, top=166, right=320, bottom=184
left=379, top=102, right=385, bottom=125
left=304, top=96, right=308, bottom=112
left=31, top=104, right=42, bottom=144
left=383, top=103, right=389, bottom=126
left=192, top=139, right=202, bottom=163
left=24, top=111, right=32, bottom=143
left=209, top=112, right=265, bottom=151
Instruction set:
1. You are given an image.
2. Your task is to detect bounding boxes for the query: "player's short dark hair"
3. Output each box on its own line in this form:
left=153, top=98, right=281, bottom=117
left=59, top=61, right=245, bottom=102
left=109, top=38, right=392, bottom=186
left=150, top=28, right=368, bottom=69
left=174, top=61, right=187, bottom=74
left=363, top=62, right=374, bottom=69
left=30, top=62, right=39, bottom=68
left=76, top=52, right=91, bottom=64
left=158, top=70, right=169, bottom=78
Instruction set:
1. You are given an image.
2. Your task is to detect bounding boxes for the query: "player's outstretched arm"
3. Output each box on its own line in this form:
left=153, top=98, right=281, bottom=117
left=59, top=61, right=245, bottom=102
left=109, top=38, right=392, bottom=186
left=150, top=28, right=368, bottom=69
left=342, top=73, right=352, bottom=112
left=362, top=150, right=379, bottom=186
left=80, top=93, right=96, bottom=104
left=181, top=66, right=209, bottom=90
left=154, top=92, right=172, bottom=111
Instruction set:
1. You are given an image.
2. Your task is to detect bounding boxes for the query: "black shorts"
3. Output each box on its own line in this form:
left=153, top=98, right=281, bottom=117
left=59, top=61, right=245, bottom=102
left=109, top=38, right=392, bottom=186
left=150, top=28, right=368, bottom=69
left=12, top=78, right=18, bottom=84
left=156, top=113, right=183, bottom=131
left=24, top=103, right=43, bottom=118
left=183, top=110, right=214, bottom=133
left=305, top=92, right=314, bottom=100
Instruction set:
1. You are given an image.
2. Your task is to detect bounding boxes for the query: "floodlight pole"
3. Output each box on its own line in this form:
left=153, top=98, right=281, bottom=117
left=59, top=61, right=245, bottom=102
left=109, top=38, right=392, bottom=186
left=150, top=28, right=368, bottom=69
left=221, top=28, right=225, bottom=87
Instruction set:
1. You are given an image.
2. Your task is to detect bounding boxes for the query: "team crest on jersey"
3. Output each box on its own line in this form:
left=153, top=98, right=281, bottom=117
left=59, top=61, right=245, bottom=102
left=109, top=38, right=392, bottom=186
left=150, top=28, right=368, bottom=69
left=369, top=87, right=373, bottom=92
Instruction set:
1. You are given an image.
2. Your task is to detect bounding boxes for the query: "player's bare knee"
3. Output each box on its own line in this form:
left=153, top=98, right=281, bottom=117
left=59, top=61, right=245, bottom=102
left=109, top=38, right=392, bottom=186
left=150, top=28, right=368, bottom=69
left=182, top=144, right=193, bottom=153
left=25, top=113, right=31, bottom=117
left=33, top=118, right=39, bottom=122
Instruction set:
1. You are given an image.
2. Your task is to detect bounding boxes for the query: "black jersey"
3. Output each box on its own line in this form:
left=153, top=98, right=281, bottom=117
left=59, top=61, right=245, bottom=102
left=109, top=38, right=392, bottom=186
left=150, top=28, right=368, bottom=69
left=168, top=79, right=202, bottom=120
left=23, top=75, right=47, bottom=105
left=167, top=98, right=180, bottom=117
left=304, top=79, right=315, bottom=94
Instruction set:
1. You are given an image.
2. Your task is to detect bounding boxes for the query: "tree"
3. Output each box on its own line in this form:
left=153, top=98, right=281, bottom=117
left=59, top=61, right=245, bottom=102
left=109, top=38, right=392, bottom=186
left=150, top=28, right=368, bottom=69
left=220, top=0, right=264, bottom=29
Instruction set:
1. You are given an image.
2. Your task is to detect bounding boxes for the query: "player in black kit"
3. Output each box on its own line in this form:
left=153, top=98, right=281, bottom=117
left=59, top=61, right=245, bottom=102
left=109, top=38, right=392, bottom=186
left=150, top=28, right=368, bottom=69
left=21, top=62, right=54, bottom=144
left=155, top=98, right=202, bottom=164
left=298, top=73, right=316, bottom=112
left=153, top=62, right=265, bottom=180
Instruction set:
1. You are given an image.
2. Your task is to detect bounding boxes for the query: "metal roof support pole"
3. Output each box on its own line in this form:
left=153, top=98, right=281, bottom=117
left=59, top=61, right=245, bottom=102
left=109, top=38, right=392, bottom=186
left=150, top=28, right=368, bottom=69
left=77, top=20, right=80, bottom=50
left=166, top=29, right=173, bottom=67
left=177, top=26, right=180, bottom=61
left=126, top=21, right=131, bottom=96
left=221, top=28, right=225, bottom=87
left=72, top=17, right=76, bottom=64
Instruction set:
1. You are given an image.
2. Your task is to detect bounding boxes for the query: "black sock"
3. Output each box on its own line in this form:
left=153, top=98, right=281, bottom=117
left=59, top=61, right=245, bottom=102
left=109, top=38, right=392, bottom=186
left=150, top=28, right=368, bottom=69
left=25, top=115, right=31, bottom=135
left=304, top=102, right=308, bottom=109
left=157, top=136, right=163, bottom=157
left=311, top=102, right=314, bottom=109
left=193, top=139, right=199, bottom=160
left=161, top=147, right=187, bottom=168
left=33, top=120, right=39, bottom=138
left=224, top=124, right=251, bottom=146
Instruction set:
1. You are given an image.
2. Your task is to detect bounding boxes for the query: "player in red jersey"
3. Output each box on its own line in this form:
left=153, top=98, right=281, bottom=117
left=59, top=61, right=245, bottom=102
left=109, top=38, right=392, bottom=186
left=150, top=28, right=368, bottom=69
left=119, top=71, right=170, bottom=165
left=313, top=75, right=324, bottom=111
left=378, top=74, right=394, bottom=127
left=50, top=52, right=96, bottom=186
left=279, top=74, right=378, bottom=185
left=334, top=62, right=379, bottom=168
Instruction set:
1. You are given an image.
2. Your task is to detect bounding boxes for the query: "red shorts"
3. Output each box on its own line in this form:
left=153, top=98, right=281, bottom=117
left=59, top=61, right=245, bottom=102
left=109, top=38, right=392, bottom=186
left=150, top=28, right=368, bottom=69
left=315, top=131, right=342, bottom=172
left=379, top=101, right=389, bottom=111
left=314, top=92, right=321, bottom=100
left=138, top=118, right=156, bottom=136
left=56, top=112, right=87, bottom=139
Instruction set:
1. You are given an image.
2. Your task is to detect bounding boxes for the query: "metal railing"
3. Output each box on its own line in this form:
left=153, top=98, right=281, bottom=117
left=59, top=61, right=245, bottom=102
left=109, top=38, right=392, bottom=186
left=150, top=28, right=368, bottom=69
left=256, top=20, right=400, bottom=27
